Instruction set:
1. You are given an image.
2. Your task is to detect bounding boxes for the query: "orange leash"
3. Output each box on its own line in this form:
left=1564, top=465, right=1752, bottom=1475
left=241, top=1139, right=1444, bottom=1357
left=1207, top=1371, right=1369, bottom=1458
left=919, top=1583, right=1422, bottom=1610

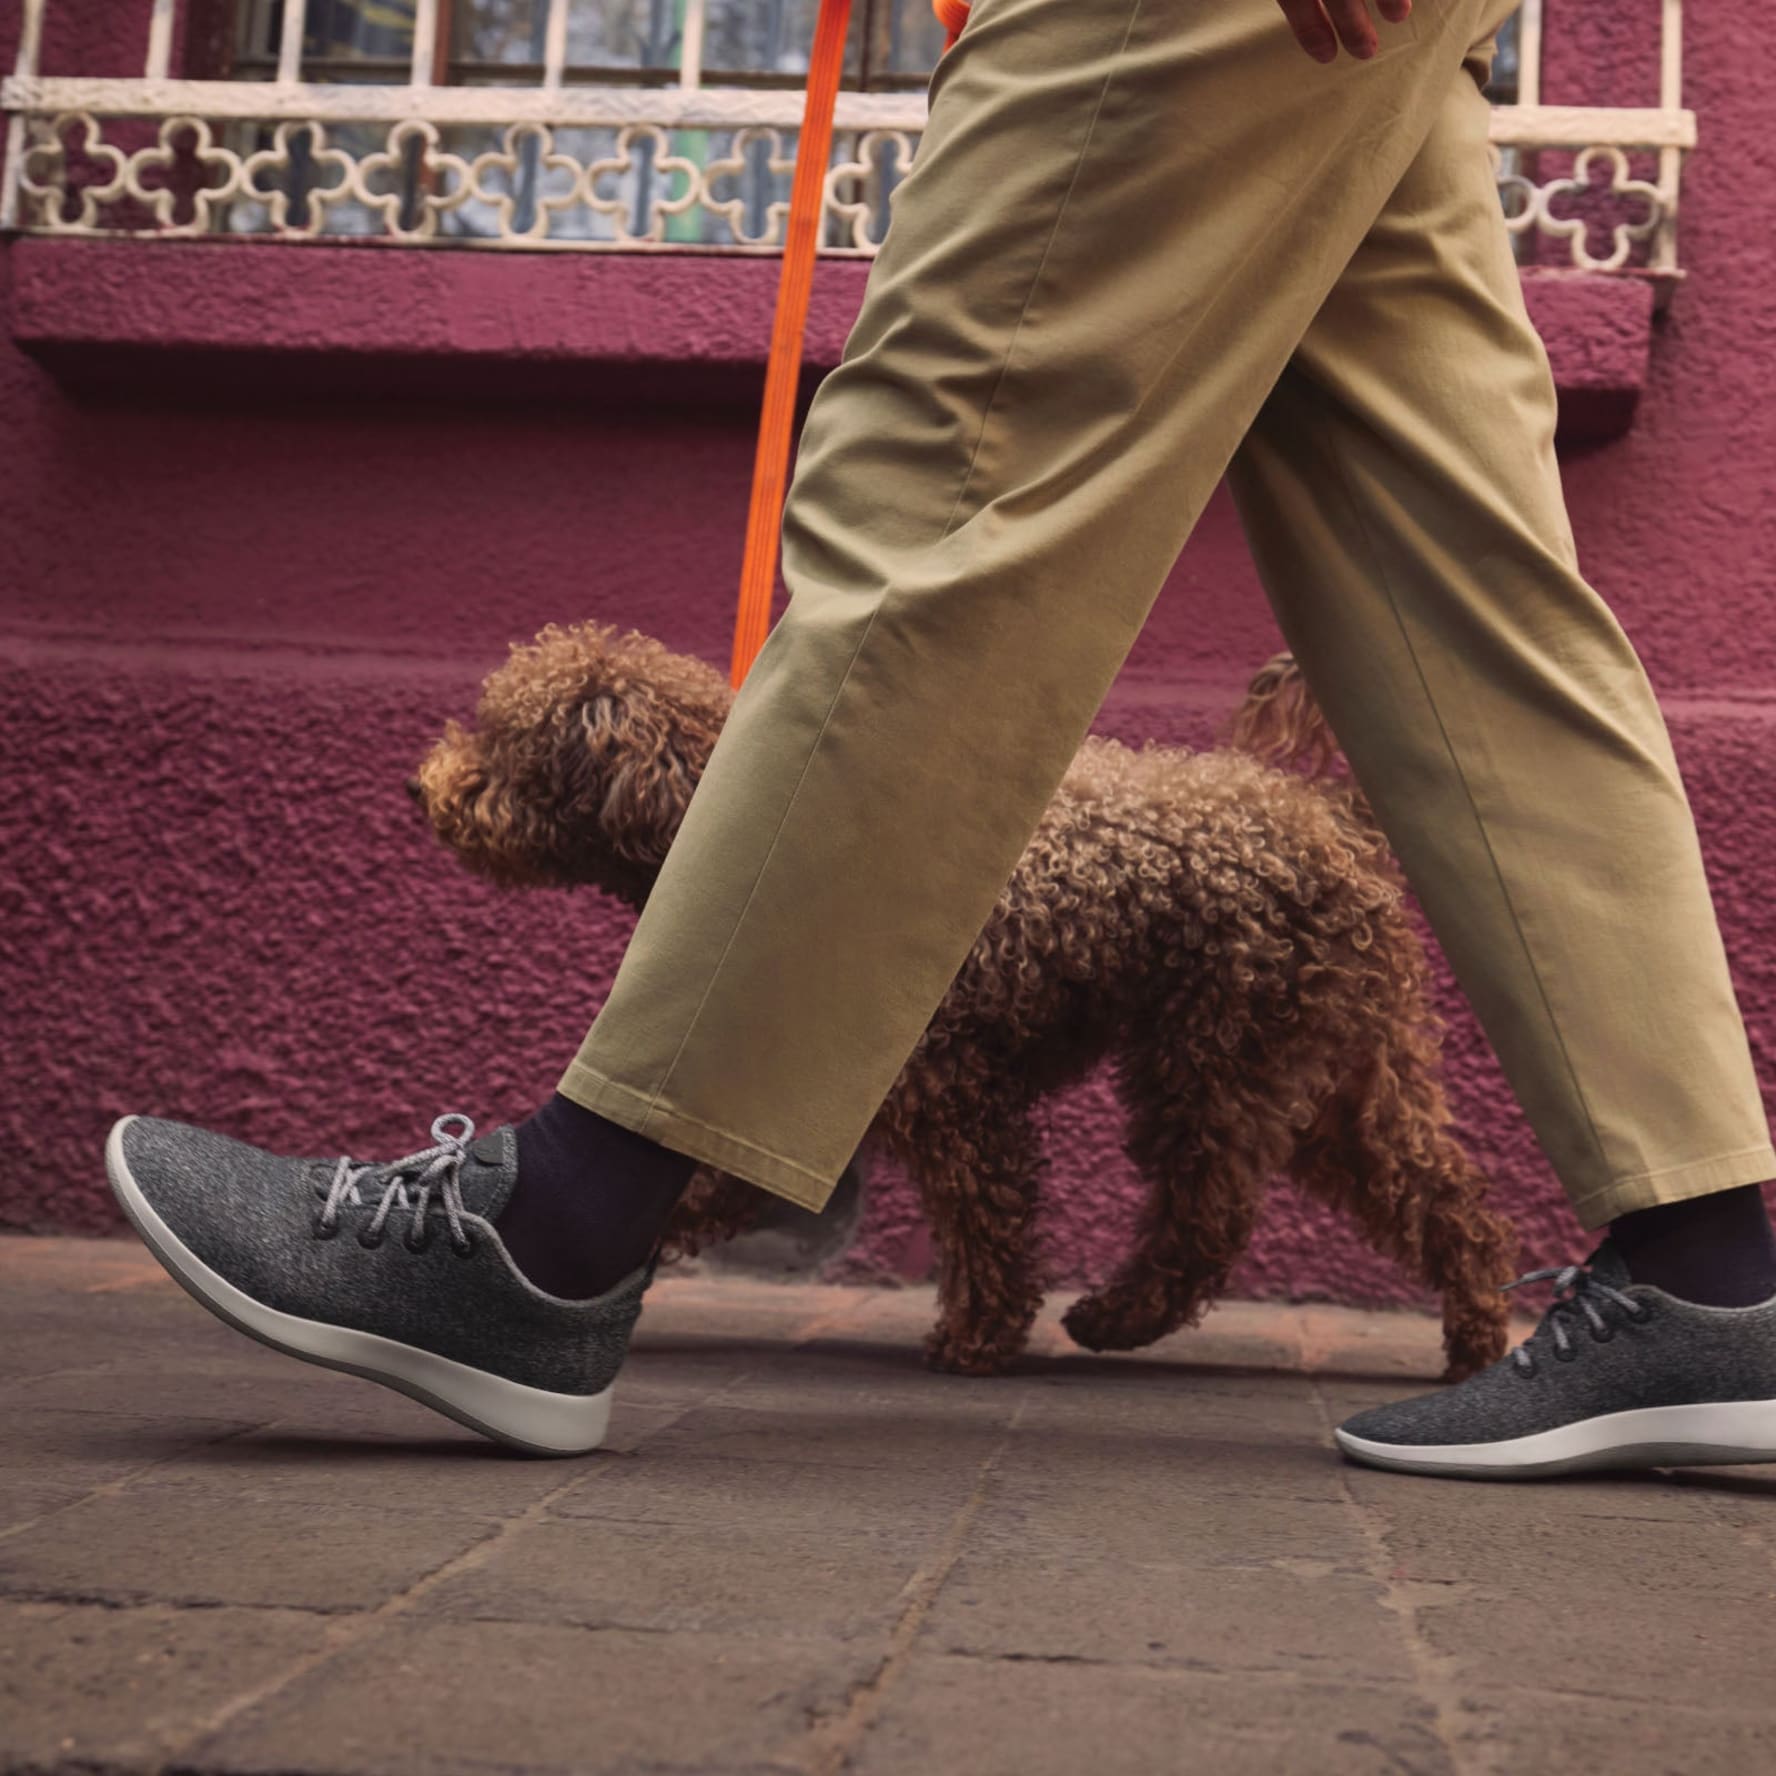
left=728, top=0, right=854, bottom=686
left=933, top=0, right=970, bottom=50
left=730, top=0, right=967, bottom=685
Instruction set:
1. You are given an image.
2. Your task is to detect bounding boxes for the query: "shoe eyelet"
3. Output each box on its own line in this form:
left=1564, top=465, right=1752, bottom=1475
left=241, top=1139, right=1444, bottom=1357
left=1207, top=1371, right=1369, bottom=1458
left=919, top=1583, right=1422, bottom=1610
left=1630, top=1302, right=1653, bottom=1325
left=404, top=1226, right=435, bottom=1254
left=357, top=1227, right=386, bottom=1250
left=451, top=1234, right=477, bottom=1259
left=1553, top=1345, right=1578, bottom=1363
left=313, top=1217, right=340, bottom=1242
left=1590, top=1328, right=1613, bottom=1345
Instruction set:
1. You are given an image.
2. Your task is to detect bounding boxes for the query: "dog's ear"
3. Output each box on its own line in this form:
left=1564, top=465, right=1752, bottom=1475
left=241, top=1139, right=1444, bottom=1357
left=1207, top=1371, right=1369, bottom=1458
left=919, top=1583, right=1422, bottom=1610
left=574, top=686, right=709, bottom=869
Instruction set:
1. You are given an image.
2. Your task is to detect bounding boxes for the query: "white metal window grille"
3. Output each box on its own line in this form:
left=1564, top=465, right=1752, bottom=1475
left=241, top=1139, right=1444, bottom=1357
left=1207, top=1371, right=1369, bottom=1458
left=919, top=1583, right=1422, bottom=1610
left=2, top=0, right=1694, bottom=282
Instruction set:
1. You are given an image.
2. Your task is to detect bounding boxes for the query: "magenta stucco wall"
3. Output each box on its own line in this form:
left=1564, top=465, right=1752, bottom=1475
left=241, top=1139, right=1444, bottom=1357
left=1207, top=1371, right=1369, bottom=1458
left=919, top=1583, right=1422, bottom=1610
left=5, top=0, right=1773, bottom=1312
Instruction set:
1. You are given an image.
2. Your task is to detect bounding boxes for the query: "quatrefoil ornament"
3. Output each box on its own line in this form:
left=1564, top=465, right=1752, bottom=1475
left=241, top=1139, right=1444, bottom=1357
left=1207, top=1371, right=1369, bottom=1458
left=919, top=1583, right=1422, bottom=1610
left=1540, top=146, right=1662, bottom=273
left=240, top=121, right=355, bottom=236
left=703, top=126, right=800, bottom=248
left=825, top=129, right=916, bottom=251
left=584, top=125, right=700, bottom=244
left=351, top=119, right=474, bottom=241
left=18, top=112, right=127, bottom=232
left=466, top=123, right=585, bottom=243
left=123, top=116, right=241, bottom=234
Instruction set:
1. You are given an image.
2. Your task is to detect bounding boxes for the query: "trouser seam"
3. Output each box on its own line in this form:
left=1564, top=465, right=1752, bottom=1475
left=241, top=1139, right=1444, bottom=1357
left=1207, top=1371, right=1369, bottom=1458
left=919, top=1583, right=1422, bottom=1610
left=934, top=0, right=1149, bottom=541
left=639, top=0, right=1149, bottom=1121
left=1304, top=383, right=1618, bottom=1198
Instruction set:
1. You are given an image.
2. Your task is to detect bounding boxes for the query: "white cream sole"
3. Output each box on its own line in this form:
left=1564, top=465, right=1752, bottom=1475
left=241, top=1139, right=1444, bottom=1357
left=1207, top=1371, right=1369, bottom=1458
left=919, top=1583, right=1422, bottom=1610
left=105, top=1117, right=612, bottom=1458
left=1336, top=1398, right=1776, bottom=1479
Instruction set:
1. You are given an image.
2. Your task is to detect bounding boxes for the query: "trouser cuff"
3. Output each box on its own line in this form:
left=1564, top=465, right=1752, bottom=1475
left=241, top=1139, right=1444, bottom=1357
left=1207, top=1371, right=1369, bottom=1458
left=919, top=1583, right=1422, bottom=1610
left=1568, top=1143, right=1776, bottom=1231
left=556, top=1061, right=837, bottom=1212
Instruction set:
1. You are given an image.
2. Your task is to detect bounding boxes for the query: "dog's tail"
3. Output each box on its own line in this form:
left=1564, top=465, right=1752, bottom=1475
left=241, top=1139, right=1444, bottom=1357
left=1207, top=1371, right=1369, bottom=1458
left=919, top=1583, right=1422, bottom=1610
left=1221, top=650, right=1343, bottom=778
left=1221, top=651, right=1388, bottom=845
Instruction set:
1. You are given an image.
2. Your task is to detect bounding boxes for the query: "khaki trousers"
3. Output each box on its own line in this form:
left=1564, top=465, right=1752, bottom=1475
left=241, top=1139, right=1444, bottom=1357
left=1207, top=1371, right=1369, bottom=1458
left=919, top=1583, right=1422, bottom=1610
left=561, top=0, right=1774, bottom=1229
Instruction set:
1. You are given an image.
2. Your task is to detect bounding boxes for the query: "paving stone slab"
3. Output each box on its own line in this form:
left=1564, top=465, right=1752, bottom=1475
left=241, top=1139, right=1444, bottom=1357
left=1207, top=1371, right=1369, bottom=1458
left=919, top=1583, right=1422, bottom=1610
left=849, top=1656, right=1452, bottom=1776
left=921, top=1551, right=1413, bottom=1685
left=1412, top=1583, right=1776, bottom=1708
left=417, top=1511, right=936, bottom=1643
left=959, top=1468, right=1373, bottom=1572
left=1448, top=1692, right=1776, bottom=1773
left=0, top=1480, right=498, bottom=1614
left=0, top=1354, right=444, bottom=1437
left=551, top=1448, right=981, bottom=1537
left=0, top=1599, right=332, bottom=1774
left=185, top=1617, right=868, bottom=1776
left=995, top=1416, right=1351, bottom=1505
left=1352, top=1473, right=1771, bottom=1599
left=86, top=1425, right=604, bottom=1518
left=0, top=1290, right=197, bottom=1386
left=0, top=1408, right=256, bottom=1494
left=637, top=1401, right=1018, bottom=1474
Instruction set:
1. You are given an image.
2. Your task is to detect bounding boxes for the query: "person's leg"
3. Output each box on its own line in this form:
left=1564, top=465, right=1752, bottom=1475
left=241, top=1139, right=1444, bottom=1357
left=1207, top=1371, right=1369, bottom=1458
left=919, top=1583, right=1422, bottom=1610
left=554, top=0, right=1511, bottom=1217
left=1222, top=33, right=1776, bottom=1249
left=1212, top=31, right=1776, bottom=1475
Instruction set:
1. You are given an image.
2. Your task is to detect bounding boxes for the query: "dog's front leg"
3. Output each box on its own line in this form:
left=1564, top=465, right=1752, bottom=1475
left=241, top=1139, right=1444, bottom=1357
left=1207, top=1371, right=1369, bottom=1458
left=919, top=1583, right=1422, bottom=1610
left=910, top=1101, right=1046, bottom=1377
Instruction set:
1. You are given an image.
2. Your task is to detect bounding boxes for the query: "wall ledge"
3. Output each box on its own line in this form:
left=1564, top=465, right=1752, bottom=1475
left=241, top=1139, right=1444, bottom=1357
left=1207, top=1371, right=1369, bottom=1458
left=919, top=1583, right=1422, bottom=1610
left=7, top=237, right=1652, bottom=438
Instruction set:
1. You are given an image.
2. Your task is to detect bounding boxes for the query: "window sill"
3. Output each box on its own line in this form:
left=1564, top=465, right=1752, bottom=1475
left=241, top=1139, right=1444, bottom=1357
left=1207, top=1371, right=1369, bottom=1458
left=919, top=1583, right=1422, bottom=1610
left=7, top=238, right=1654, bottom=441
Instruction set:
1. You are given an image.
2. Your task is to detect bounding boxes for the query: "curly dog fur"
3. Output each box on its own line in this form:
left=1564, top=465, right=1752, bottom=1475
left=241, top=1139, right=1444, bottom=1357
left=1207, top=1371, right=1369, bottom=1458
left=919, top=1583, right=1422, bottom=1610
left=412, top=622, right=1515, bottom=1379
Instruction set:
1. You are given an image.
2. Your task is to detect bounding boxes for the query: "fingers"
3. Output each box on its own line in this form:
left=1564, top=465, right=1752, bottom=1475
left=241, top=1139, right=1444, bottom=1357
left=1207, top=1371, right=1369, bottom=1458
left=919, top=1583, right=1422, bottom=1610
left=1274, top=0, right=1340, bottom=62
left=1276, top=0, right=1413, bottom=63
left=1322, top=0, right=1380, bottom=59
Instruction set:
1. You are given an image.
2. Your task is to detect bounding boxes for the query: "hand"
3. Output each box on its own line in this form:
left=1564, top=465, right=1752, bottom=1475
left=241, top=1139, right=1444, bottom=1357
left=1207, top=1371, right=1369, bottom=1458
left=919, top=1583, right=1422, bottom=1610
left=1275, top=0, right=1413, bottom=63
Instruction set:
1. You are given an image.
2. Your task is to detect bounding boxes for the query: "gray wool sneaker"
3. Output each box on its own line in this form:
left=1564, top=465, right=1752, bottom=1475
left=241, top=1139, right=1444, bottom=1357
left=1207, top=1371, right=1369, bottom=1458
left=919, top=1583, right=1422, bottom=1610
left=105, top=1112, right=650, bottom=1457
left=1335, top=1240, right=1776, bottom=1479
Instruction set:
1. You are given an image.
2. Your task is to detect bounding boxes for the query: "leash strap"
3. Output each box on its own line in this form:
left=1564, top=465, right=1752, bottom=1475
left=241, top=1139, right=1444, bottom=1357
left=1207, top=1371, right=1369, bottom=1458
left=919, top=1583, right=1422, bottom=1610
left=933, top=0, right=970, bottom=50
left=729, top=0, right=855, bottom=685
left=731, top=0, right=967, bottom=685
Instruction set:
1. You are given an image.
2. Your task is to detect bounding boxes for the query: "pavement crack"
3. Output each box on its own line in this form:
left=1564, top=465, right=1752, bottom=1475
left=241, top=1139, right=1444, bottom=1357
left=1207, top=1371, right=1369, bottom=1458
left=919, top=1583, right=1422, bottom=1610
left=779, top=1396, right=1027, bottom=1776
left=1308, top=1376, right=1495, bottom=1776
left=148, top=1462, right=608, bottom=1776
left=0, top=1419, right=266, bottom=1549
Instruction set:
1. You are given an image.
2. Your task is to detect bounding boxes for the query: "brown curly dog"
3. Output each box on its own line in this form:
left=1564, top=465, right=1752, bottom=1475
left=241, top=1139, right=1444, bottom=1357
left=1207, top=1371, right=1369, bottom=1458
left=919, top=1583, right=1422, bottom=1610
left=412, top=622, right=1515, bottom=1380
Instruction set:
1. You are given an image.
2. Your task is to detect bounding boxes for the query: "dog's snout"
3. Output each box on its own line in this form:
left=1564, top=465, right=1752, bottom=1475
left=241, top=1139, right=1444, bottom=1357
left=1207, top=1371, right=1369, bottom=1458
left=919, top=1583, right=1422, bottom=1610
left=405, top=775, right=425, bottom=804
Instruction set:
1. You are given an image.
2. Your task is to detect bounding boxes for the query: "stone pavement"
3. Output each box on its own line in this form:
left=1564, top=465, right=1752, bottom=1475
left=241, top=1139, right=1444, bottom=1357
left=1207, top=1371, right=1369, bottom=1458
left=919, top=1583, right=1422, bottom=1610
left=4, top=1236, right=1776, bottom=1776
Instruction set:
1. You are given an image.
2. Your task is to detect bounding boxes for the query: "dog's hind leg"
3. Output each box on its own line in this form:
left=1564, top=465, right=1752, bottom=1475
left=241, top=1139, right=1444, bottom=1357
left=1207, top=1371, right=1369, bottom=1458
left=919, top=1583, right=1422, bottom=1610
left=909, top=1097, right=1047, bottom=1377
left=1287, top=1027, right=1517, bottom=1381
left=1061, top=1046, right=1295, bottom=1354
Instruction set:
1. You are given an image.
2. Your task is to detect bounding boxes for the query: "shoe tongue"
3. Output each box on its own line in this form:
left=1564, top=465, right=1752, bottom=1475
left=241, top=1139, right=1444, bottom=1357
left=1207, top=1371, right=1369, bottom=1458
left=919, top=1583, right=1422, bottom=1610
left=455, top=1126, right=519, bottom=1222
left=1583, top=1237, right=1633, bottom=1289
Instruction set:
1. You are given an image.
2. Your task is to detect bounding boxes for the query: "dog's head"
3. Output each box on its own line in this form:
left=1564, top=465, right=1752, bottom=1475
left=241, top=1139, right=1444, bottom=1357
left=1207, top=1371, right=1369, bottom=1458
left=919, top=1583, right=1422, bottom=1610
left=411, top=620, right=734, bottom=900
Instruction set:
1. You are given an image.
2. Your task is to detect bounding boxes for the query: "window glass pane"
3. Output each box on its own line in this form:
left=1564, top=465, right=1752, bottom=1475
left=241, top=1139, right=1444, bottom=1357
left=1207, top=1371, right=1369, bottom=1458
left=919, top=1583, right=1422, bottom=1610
left=453, top=0, right=664, bottom=72
left=863, top=0, right=946, bottom=80
left=1487, top=9, right=1520, bottom=103
left=238, top=0, right=415, bottom=66
left=306, top=0, right=416, bottom=58
left=701, top=0, right=813, bottom=76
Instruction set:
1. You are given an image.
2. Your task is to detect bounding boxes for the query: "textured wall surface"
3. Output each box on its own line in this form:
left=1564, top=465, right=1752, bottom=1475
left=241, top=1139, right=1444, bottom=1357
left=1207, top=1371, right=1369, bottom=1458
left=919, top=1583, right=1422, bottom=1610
left=4, top=0, right=1773, bottom=1314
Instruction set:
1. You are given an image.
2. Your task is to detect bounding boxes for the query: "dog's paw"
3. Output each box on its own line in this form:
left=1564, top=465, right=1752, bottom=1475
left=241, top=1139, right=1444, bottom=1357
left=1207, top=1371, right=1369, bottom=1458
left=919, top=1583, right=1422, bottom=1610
left=1060, top=1290, right=1152, bottom=1353
left=923, top=1328, right=1018, bottom=1378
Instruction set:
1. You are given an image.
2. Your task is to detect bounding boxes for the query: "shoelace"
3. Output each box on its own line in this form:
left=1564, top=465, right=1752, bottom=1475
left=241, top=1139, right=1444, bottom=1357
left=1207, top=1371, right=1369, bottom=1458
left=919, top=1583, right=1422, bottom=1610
left=314, top=1112, right=479, bottom=1255
left=1504, top=1261, right=1650, bottom=1373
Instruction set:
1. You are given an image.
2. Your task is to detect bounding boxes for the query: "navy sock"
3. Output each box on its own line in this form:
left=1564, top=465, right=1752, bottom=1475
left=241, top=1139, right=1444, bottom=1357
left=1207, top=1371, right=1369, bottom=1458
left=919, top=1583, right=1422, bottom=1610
left=499, top=1093, right=697, bottom=1299
left=1611, top=1183, right=1776, bottom=1308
